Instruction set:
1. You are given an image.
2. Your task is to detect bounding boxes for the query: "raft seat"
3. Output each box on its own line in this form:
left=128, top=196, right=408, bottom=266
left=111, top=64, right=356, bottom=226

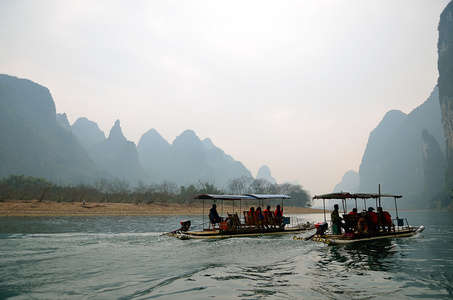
left=227, top=212, right=244, bottom=230
left=263, top=211, right=275, bottom=228
left=343, top=214, right=359, bottom=233
left=244, top=211, right=257, bottom=228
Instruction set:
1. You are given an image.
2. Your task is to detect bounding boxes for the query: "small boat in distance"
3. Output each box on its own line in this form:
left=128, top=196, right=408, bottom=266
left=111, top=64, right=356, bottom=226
left=294, top=187, right=424, bottom=245
left=165, top=194, right=313, bottom=239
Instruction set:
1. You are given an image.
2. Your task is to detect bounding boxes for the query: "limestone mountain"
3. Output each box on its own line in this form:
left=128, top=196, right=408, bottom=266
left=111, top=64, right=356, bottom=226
left=56, top=113, right=71, bottom=131
left=89, top=120, right=148, bottom=184
left=70, top=117, right=106, bottom=148
left=137, top=129, right=252, bottom=187
left=422, top=129, right=446, bottom=199
left=0, top=74, right=100, bottom=183
left=1, top=73, right=263, bottom=188
left=357, top=87, right=444, bottom=207
left=137, top=128, right=173, bottom=184
left=438, top=1, right=453, bottom=190
left=256, top=165, right=277, bottom=184
left=333, top=170, right=359, bottom=193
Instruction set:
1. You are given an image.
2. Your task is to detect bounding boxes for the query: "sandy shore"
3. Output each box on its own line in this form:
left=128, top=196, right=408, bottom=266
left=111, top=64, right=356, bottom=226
left=0, top=200, right=324, bottom=217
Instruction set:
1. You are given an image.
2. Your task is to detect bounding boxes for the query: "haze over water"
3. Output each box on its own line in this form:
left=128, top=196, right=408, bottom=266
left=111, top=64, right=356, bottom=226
left=1, top=211, right=452, bottom=299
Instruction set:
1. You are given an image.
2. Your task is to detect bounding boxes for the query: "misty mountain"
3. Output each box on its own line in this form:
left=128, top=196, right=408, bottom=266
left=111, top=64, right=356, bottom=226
left=56, top=113, right=71, bottom=131
left=70, top=117, right=106, bottom=148
left=438, top=1, right=453, bottom=190
left=256, top=165, right=277, bottom=184
left=339, top=87, right=445, bottom=207
left=0, top=73, right=269, bottom=189
left=88, top=120, right=148, bottom=184
left=137, top=128, right=173, bottom=183
left=0, top=74, right=101, bottom=183
left=333, top=170, right=359, bottom=193
left=137, top=129, right=252, bottom=187
left=422, top=128, right=446, bottom=199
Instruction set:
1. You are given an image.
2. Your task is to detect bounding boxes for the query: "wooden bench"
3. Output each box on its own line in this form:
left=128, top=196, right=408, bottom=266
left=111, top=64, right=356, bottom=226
left=343, top=214, right=359, bottom=232
left=243, top=211, right=257, bottom=228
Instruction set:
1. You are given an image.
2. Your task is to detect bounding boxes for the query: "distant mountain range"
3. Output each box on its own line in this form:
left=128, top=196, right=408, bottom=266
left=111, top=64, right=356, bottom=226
left=0, top=73, right=267, bottom=188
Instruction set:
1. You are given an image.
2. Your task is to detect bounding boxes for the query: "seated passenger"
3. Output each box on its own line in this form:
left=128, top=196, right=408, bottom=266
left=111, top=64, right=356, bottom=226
left=263, top=205, right=273, bottom=227
left=343, top=207, right=359, bottom=232
left=209, top=204, right=222, bottom=227
left=274, top=205, right=284, bottom=227
left=247, top=207, right=256, bottom=225
left=256, top=207, right=266, bottom=228
left=377, top=207, right=393, bottom=232
left=331, top=204, right=347, bottom=234
left=367, top=207, right=378, bottom=232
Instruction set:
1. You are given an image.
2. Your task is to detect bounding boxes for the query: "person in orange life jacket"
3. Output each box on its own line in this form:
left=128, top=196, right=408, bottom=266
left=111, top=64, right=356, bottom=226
left=275, top=205, right=284, bottom=227
left=377, top=207, right=392, bottom=232
left=248, top=207, right=256, bottom=225
left=367, top=207, right=378, bottom=232
left=348, top=208, right=358, bottom=216
left=256, top=207, right=266, bottom=229
left=263, top=205, right=272, bottom=226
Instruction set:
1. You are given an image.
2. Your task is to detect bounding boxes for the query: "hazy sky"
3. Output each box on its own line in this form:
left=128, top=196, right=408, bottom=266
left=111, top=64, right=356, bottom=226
left=0, top=0, right=450, bottom=196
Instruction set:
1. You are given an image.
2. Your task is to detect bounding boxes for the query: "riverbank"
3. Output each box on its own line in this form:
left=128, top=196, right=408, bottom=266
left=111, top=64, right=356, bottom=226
left=0, top=200, right=325, bottom=216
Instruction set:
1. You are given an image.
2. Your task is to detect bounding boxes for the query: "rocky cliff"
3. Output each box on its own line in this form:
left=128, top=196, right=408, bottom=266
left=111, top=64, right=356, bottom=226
left=357, top=87, right=444, bottom=207
left=422, top=129, right=446, bottom=198
left=0, top=74, right=100, bottom=183
left=438, top=1, right=453, bottom=188
left=70, top=117, right=106, bottom=148
left=89, top=120, right=148, bottom=185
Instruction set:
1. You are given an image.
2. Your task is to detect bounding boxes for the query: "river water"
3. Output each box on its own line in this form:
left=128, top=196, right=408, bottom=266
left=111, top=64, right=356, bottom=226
left=1, top=211, right=452, bottom=299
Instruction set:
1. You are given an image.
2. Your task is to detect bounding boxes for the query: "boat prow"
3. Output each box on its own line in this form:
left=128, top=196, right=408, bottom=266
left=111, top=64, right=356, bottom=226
left=415, top=225, right=425, bottom=233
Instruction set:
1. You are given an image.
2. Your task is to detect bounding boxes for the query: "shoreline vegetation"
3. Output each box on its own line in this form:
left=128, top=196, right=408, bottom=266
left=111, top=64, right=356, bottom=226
left=0, top=200, right=325, bottom=217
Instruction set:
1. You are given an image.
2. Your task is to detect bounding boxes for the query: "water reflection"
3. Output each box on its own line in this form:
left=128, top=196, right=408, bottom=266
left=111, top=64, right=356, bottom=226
left=326, top=239, right=399, bottom=272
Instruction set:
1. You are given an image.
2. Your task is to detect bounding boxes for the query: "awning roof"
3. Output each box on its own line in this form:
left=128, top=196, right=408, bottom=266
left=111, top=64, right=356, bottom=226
left=313, top=192, right=402, bottom=200
left=194, top=194, right=291, bottom=201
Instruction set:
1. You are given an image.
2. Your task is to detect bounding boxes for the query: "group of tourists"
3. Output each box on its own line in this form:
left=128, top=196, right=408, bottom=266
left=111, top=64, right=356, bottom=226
left=331, top=204, right=393, bottom=235
left=208, top=203, right=284, bottom=230
left=247, top=205, right=284, bottom=228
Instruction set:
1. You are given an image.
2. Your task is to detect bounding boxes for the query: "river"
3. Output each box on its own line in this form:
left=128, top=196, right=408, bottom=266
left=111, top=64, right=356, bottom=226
left=1, top=211, right=452, bottom=299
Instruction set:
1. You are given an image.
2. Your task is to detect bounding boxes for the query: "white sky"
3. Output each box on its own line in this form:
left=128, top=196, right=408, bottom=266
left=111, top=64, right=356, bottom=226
left=0, top=0, right=450, bottom=196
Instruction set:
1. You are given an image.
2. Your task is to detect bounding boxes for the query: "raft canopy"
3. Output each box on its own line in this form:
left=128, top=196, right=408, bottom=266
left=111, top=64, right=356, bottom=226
left=313, top=192, right=402, bottom=200
left=194, top=194, right=291, bottom=201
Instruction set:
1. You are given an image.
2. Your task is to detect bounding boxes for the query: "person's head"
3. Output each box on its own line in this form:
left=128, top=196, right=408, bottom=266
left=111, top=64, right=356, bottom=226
left=277, top=204, right=281, bottom=210
left=368, top=207, right=375, bottom=212
left=267, top=205, right=271, bottom=210
left=377, top=207, right=383, bottom=212
left=250, top=207, right=255, bottom=211
left=352, top=208, right=357, bottom=213
left=212, top=204, right=216, bottom=209
left=334, top=204, right=339, bottom=210
left=257, top=207, right=261, bottom=211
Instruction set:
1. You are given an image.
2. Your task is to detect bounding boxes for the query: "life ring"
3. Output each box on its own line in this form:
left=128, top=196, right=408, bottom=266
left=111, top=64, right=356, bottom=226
left=358, top=218, right=368, bottom=234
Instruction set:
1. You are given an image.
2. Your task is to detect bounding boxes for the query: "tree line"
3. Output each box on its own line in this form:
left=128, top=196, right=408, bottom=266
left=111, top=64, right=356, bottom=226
left=0, top=175, right=312, bottom=207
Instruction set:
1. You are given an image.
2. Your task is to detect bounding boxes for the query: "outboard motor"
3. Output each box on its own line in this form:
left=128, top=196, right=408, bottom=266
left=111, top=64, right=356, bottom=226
left=179, top=220, right=191, bottom=232
left=315, top=222, right=328, bottom=235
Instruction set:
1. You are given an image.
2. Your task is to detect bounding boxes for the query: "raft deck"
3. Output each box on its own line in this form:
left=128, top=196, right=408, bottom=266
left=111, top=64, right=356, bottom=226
left=168, top=225, right=313, bottom=239
left=295, top=226, right=424, bottom=245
